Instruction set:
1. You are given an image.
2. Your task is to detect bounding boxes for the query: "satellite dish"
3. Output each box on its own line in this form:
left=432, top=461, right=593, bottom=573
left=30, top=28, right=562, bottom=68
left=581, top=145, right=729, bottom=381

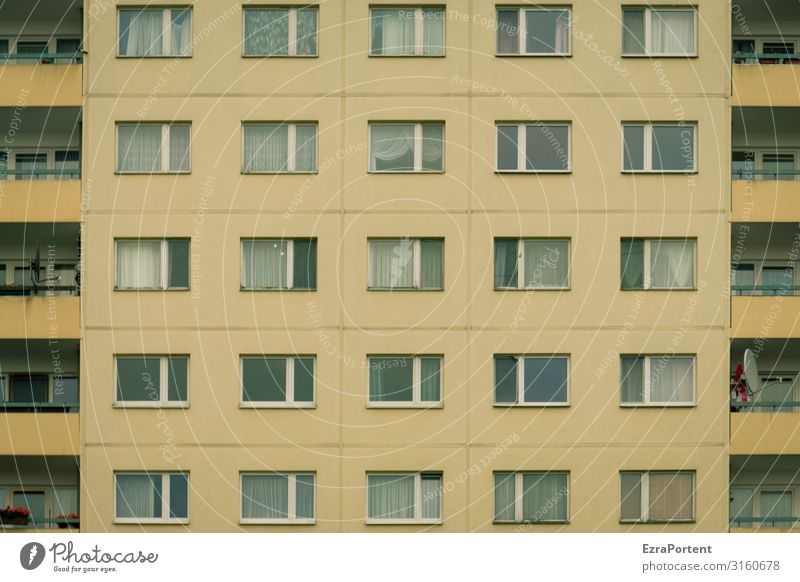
left=742, top=348, right=761, bottom=396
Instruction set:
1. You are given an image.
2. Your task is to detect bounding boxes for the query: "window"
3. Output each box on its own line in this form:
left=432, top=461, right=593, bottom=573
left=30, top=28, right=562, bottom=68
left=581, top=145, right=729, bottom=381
left=368, top=356, right=441, bottom=406
left=117, top=123, right=191, bottom=173
left=241, top=473, right=315, bottom=523
left=115, top=472, right=189, bottom=523
left=366, top=472, right=441, bottom=524
left=732, top=149, right=799, bottom=181
left=494, top=472, right=568, bottom=523
left=620, top=238, right=695, bottom=290
left=118, top=7, right=192, bottom=57
left=731, top=486, right=798, bottom=528
left=496, top=123, right=570, bottom=172
left=622, top=123, right=696, bottom=173
left=241, top=356, right=315, bottom=406
left=368, top=238, right=443, bottom=289
left=494, top=238, right=569, bottom=289
left=622, top=7, right=696, bottom=56
left=620, top=471, right=694, bottom=523
left=115, top=356, right=188, bottom=406
left=115, top=239, right=190, bottom=290
left=496, top=7, right=570, bottom=55
left=243, top=123, right=317, bottom=173
left=370, top=6, right=445, bottom=56
left=620, top=355, right=695, bottom=405
left=0, top=37, right=82, bottom=64
left=494, top=355, right=569, bottom=406
left=0, top=149, right=80, bottom=181
left=732, top=261, right=796, bottom=297
left=369, top=123, right=444, bottom=172
left=244, top=6, right=318, bottom=56
left=241, top=238, right=317, bottom=290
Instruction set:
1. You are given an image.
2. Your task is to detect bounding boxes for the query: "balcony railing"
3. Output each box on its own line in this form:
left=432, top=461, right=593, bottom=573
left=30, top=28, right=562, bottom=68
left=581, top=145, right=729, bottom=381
left=0, top=516, right=79, bottom=530
left=0, top=286, right=79, bottom=297
left=0, top=169, right=81, bottom=181
left=0, top=402, right=79, bottom=413
left=732, top=169, right=800, bottom=180
left=731, top=516, right=800, bottom=528
left=731, top=285, right=800, bottom=296
left=0, top=53, right=82, bottom=65
left=731, top=401, right=800, bottom=413
left=733, top=53, right=800, bottom=65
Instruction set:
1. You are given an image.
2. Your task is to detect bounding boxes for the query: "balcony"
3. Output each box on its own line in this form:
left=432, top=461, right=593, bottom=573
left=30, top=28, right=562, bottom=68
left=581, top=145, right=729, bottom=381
left=0, top=1, right=83, bottom=107
left=730, top=455, right=800, bottom=532
left=0, top=455, right=79, bottom=531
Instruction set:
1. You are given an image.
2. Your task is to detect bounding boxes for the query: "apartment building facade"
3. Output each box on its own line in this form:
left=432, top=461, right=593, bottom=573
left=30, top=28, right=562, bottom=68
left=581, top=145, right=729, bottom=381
left=0, top=0, right=795, bottom=533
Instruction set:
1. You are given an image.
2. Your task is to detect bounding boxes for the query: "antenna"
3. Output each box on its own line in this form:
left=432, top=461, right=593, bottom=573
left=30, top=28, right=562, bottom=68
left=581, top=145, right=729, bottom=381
left=742, top=349, right=761, bottom=397
left=28, top=243, right=60, bottom=292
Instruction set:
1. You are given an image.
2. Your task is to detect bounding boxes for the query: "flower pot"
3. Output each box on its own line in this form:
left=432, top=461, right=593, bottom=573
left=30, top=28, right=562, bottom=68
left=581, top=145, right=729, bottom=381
left=0, top=515, right=29, bottom=526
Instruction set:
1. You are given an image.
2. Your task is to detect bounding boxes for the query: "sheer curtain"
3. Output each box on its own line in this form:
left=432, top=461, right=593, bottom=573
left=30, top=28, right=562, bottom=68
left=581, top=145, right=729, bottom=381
left=370, top=125, right=415, bottom=171
left=370, top=240, right=413, bottom=288
left=118, top=124, right=162, bottom=172
left=244, top=124, right=288, bottom=172
left=294, top=124, right=317, bottom=172
left=649, top=473, right=693, bottom=520
left=420, top=358, right=441, bottom=401
left=242, top=475, right=289, bottom=519
left=116, top=240, right=161, bottom=289
left=116, top=475, right=156, bottom=518
left=170, top=9, right=192, bottom=56
left=122, top=10, right=163, bottom=56
left=295, top=475, right=315, bottom=519
left=650, top=240, right=693, bottom=288
left=371, top=9, right=415, bottom=55
left=420, top=239, right=443, bottom=288
left=54, top=488, right=79, bottom=515
left=242, top=240, right=287, bottom=288
left=524, top=240, right=568, bottom=288
left=421, top=124, right=444, bottom=171
left=296, top=8, right=318, bottom=56
left=169, top=124, right=190, bottom=172
left=649, top=356, right=694, bottom=402
left=494, top=473, right=516, bottom=521
left=244, top=9, right=289, bottom=55
left=368, top=474, right=414, bottom=519
left=422, top=9, right=445, bottom=55
left=421, top=475, right=441, bottom=519
left=522, top=473, right=567, bottom=521
left=761, top=492, right=792, bottom=525
left=554, top=10, right=570, bottom=53
left=495, top=239, right=519, bottom=287
left=651, top=10, right=695, bottom=54
left=620, top=357, right=644, bottom=403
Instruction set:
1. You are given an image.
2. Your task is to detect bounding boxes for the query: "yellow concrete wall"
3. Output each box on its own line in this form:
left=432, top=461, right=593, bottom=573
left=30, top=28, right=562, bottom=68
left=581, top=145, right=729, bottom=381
left=730, top=413, right=800, bottom=455
left=0, top=181, right=82, bottom=223
left=0, top=65, right=82, bottom=107
left=732, top=65, right=800, bottom=107
left=731, top=296, right=800, bottom=338
left=0, top=413, right=79, bottom=456
left=0, top=296, right=80, bottom=340
left=731, top=180, right=800, bottom=222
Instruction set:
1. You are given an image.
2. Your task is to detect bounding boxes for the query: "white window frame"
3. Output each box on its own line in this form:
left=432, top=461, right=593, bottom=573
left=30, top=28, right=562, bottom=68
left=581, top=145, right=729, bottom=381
left=621, top=123, right=697, bottom=173
left=239, top=355, right=316, bottom=408
left=369, top=6, right=445, bottom=56
left=113, top=355, right=189, bottom=408
left=241, top=123, right=318, bottom=174
left=639, top=238, right=696, bottom=290
left=366, top=355, right=443, bottom=408
left=239, top=472, right=316, bottom=524
left=367, top=238, right=443, bottom=289
left=495, top=122, right=571, bottom=173
left=113, top=472, right=189, bottom=525
left=242, top=6, right=319, bottom=57
left=620, top=471, right=695, bottom=523
left=240, top=238, right=318, bottom=290
left=620, top=354, right=696, bottom=407
left=368, top=123, right=445, bottom=173
left=365, top=472, right=442, bottom=525
left=495, top=238, right=570, bottom=290
left=116, top=123, right=192, bottom=174
left=495, top=6, right=572, bottom=56
left=493, top=471, right=569, bottom=524
left=117, top=7, right=192, bottom=57
left=494, top=355, right=570, bottom=407
left=114, top=238, right=190, bottom=291
left=622, top=6, right=697, bottom=57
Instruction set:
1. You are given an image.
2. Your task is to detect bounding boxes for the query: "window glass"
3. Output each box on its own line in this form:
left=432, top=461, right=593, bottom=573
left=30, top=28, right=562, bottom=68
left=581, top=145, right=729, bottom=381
left=242, top=357, right=286, bottom=402
left=494, top=356, right=518, bottom=403
left=370, top=8, right=416, bottom=55
left=169, top=124, right=190, bottom=172
left=116, top=474, right=161, bottom=519
left=369, top=357, right=413, bottom=402
left=622, top=8, right=645, bottom=54
left=420, top=357, right=441, bottom=402
left=649, top=472, right=693, bottom=521
left=421, top=123, right=444, bottom=172
left=523, top=240, right=568, bottom=288
left=244, top=8, right=289, bottom=56
left=496, top=125, right=519, bottom=170
left=650, top=240, right=694, bottom=288
left=167, top=357, right=188, bottom=402
left=294, top=358, right=315, bottom=403
left=649, top=357, right=694, bottom=403
left=295, top=474, right=315, bottom=518
left=651, top=9, right=695, bottom=55
left=294, top=124, right=317, bottom=172
left=496, top=10, right=519, bottom=53
left=242, top=474, right=290, bottom=519
left=494, top=239, right=519, bottom=287
left=243, top=124, right=289, bottom=172
left=242, top=240, right=288, bottom=289
left=169, top=473, right=189, bottom=518
left=369, top=239, right=414, bottom=288
left=296, top=8, right=318, bottom=56
left=525, top=124, right=569, bottom=171
left=422, top=8, right=445, bottom=56
left=119, top=9, right=164, bottom=56
left=523, top=357, right=567, bottom=403
left=10, top=375, right=48, bottom=403
left=118, top=124, right=162, bottom=172
left=522, top=472, right=567, bottom=521
left=620, top=356, right=644, bottom=403
left=367, top=474, right=415, bottom=519
left=168, top=240, right=190, bottom=288
left=652, top=125, right=693, bottom=172
left=623, top=125, right=644, bottom=171
left=420, top=239, right=443, bottom=289
left=116, top=357, right=160, bottom=402
left=370, top=124, right=415, bottom=171
left=526, top=10, right=569, bottom=54
left=620, top=473, right=642, bottom=520
left=493, top=472, right=516, bottom=521
left=620, top=239, right=644, bottom=289
left=116, top=240, right=161, bottom=289
left=292, top=239, right=317, bottom=290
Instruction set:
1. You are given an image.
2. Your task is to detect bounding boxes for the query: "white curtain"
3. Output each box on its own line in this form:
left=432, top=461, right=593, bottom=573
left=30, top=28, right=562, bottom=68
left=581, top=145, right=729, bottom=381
left=54, top=488, right=79, bottom=515
left=118, top=124, right=162, bottom=172
left=295, top=475, right=315, bottom=519
left=524, top=240, right=568, bottom=288
left=554, top=10, right=570, bottom=53
left=371, top=9, right=415, bottom=55
left=422, top=9, right=445, bottom=55
left=650, top=240, right=693, bottom=288
left=649, top=356, right=694, bottom=403
left=296, top=8, right=318, bottom=56
left=368, top=474, right=414, bottom=519
left=242, top=475, right=289, bottom=519
left=116, top=475, right=156, bottom=518
left=170, top=9, right=192, bottom=56
left=294, top=124, right=317, bottom=172
left=370, top=239, right=413, bottom=288
left=123, top=10, right=163, bottom=56
left=493, top=473, right=516, bottom=521
left=242, top=240, right=287, bottom=288
left=116, top=240, right=161, bottom=289
left=370, top=124, right=415, bottom=171
left=651, top=10, right=695, bottom=54
left=169, top=124, right=190, bottom=172
left=244, top=124, right=288, bottom=172
left=244, top=9, right=289, bottom=55
left=522, top=473, right=567, bottom=521
left=421, top=475, right=441, bottom=519
left=649, top=473, right=693, bottom=521
left=421, top=124, right=444, bottom=171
